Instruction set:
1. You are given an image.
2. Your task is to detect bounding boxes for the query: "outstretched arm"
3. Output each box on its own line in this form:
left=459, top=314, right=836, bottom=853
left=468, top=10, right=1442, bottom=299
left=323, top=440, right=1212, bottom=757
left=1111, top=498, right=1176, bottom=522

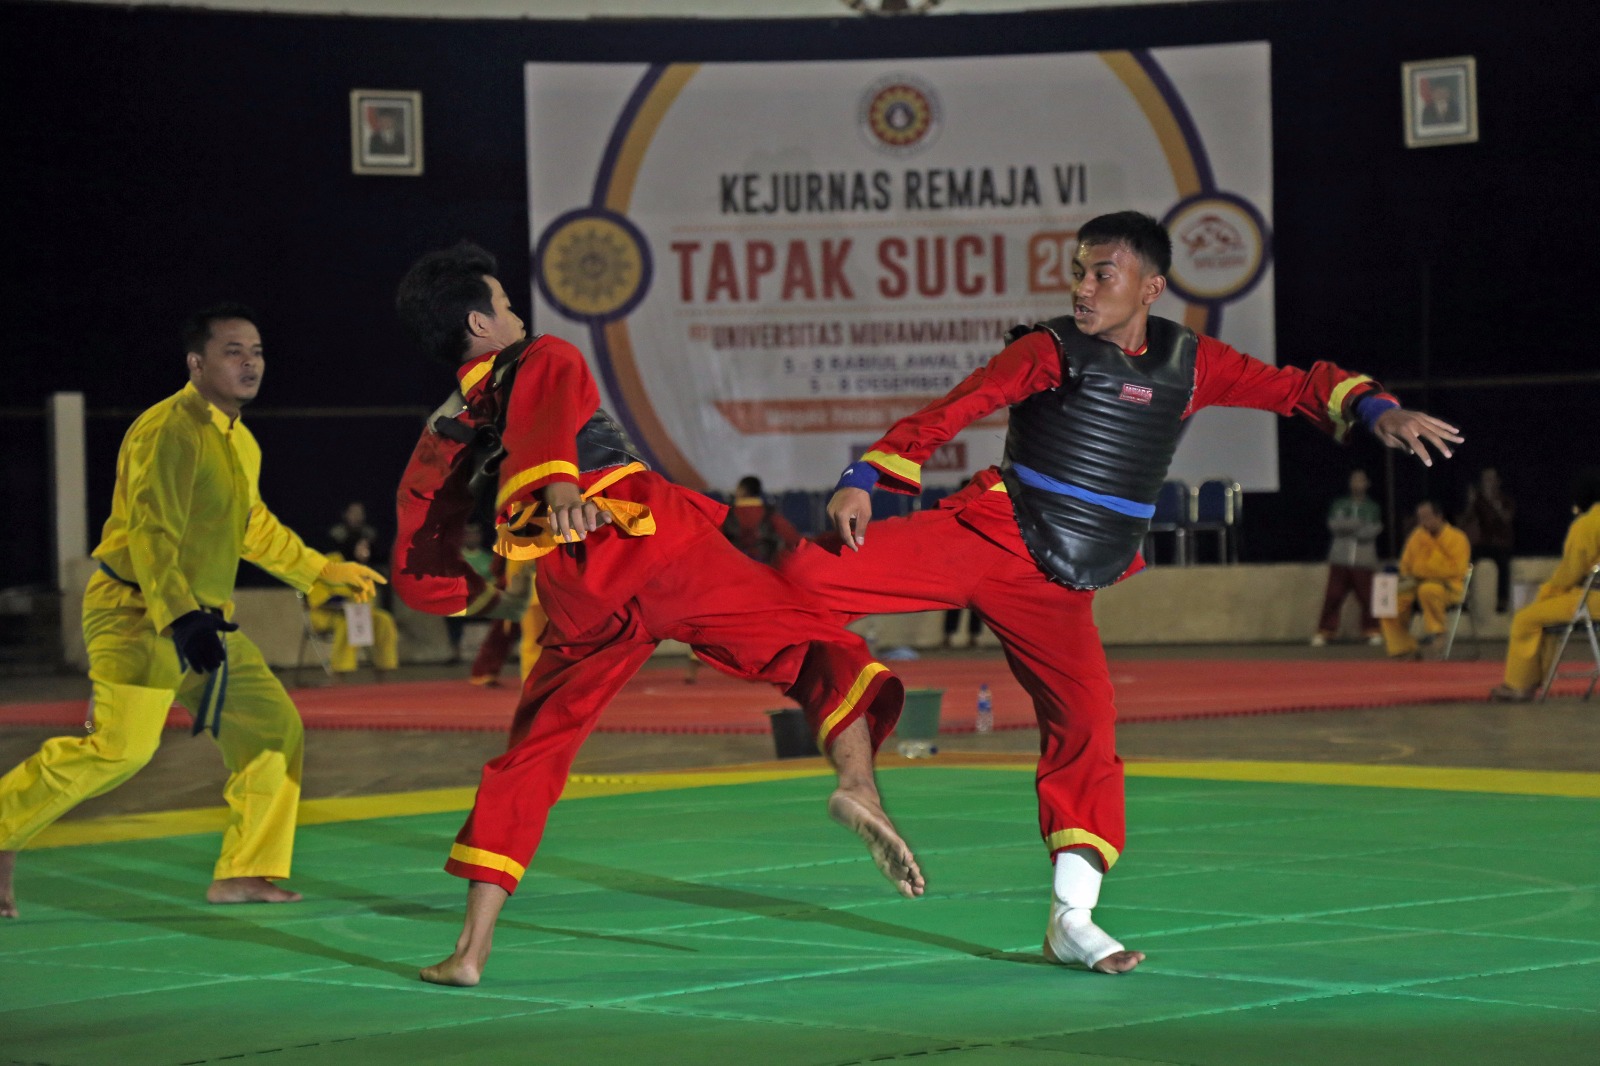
left=1190, top=337, right=1463, bottom=464
left=1370, top=408, right=1463, bottom=468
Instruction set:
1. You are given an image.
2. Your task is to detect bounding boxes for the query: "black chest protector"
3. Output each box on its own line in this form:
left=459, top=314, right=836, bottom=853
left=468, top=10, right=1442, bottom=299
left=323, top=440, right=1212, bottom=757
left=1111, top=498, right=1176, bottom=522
left=1001, top=315, right=1197, bottom=589
left=429, top=338, right=650, bottom=498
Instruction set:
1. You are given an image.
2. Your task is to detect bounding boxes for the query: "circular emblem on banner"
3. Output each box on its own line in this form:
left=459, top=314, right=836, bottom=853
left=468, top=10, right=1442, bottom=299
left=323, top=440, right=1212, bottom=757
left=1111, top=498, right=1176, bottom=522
left=533, top=208, right=652, bottom=322
left=858, top=75, right=940, bottom=155
left=1160, top=193, right=1272, bottom=304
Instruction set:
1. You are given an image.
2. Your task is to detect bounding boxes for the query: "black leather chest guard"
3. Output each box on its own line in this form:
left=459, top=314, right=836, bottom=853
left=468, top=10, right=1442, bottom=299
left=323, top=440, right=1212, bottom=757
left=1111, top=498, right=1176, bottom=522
left=429, top=338, right=650, bottom=500
left=1001, top=315, right=1198, bottom=589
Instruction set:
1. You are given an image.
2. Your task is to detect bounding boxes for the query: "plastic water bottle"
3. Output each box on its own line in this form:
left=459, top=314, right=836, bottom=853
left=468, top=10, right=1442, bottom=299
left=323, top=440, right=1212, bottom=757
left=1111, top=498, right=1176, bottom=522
left=976, top=683, right=993, bottom=734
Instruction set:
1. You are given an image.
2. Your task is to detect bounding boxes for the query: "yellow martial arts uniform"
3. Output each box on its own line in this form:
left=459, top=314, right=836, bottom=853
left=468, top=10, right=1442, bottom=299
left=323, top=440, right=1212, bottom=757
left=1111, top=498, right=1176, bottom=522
left=307, top=556, right=399, bottom=674
left=1502, top=504, right=1600, bottom=691
left=1381, top=521, right=1471, bottom=657
left=0, top=382, right=329, bottom=882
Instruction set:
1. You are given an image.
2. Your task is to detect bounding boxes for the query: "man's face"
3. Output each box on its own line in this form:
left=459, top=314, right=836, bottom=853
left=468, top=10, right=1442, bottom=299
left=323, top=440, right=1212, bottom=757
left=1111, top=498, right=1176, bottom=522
left=188, top=318, right=263, bottom=410
left=475, top=275, right=527, bottom=352
left=345, top=502, right=366, bottom=527
left=1349, top=471, right=1370, bottom=496
left=1416, top=503, right=1444, bottom=535
left=1070, top=241, right=1162, bottom=343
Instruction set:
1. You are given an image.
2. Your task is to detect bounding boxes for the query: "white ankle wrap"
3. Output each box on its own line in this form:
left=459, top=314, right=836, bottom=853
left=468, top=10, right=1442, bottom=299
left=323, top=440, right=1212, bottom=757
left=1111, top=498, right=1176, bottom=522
left=1045, top=850, right=1123, bottom=968
left=1046, top=903, right=1125, bottom=969
left=1053, top=849, right=1103, bottom=910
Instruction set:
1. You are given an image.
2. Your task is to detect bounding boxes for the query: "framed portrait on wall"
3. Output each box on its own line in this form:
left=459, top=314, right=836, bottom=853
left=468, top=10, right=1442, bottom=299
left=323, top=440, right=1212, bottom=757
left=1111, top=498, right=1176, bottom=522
left=350, top=89, right=423, bottom=175
left=1402, top=56, right=1477, bottom=148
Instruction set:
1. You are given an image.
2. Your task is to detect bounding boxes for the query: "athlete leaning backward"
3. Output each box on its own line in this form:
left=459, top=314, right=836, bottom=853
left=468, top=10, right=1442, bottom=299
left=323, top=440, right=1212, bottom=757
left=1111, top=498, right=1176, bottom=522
left=388, top=242, right=920, bottom=987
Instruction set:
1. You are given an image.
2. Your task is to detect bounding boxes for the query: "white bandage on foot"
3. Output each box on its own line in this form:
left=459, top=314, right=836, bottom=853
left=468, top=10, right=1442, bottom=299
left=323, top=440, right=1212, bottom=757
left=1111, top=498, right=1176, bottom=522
left=1043, top=849, right=1125, bottom=969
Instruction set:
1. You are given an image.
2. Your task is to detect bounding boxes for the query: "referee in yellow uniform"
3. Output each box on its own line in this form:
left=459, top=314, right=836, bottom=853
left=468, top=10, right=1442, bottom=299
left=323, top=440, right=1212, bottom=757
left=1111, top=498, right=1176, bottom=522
left=0, top=305, right=384, bottom=918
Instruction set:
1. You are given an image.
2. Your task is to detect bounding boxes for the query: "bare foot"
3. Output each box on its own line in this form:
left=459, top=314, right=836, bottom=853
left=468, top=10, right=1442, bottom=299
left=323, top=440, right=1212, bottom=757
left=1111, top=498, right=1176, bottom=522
left=420, top=953, right=483, bottom=987
left=1043, top=908, right=1144, bottom=974
left=421, top=881, right=507, bottom=987
left=828, top=788, right=925, bottom=898
left=1043, top=936, right=1146, bottom=974
left=1, top=851, right=17, bottom=918
left=206, top=877, right=303, bottom=905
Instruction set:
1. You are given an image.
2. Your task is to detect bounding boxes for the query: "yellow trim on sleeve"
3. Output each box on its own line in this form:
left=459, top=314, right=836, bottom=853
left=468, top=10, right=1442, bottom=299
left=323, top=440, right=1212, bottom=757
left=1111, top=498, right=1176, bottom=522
left=1045, top=828, right=1122, bottom=869
left=449, top=843, right=527, bottom=882
left=815, top=661, right=890, bottom=749
left=862, top=450, right=922, bottom=488
left=496, top=460, right=582, bottom=510
left=1326, top=375, right=1373, bottom=443
left=458, top=360, right=494, bottom=396
left=989, top=481, right=1008, bottom=493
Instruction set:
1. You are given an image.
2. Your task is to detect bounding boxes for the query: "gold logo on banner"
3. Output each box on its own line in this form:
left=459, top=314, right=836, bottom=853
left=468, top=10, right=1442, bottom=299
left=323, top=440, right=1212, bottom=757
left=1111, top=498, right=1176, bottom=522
left=537, top=212, right=647, bottom=320
left=859, top=75, right=941, bottom=155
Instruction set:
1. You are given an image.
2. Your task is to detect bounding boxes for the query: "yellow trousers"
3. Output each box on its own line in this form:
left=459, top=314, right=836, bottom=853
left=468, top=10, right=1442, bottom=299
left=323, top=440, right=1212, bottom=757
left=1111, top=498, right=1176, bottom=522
left=1503, top=589, right=1600, bottom=691
left=0, top=573, right=303, bottom=880
left=311, top=605, right=399, bottom=673
left=1381, top=580, right=1456, bottom=656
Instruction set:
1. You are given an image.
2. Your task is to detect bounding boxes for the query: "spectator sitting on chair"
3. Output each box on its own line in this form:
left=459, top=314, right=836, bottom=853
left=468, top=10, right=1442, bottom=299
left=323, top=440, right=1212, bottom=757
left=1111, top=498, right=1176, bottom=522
left=308, top=542, right=399, bottom=680
left=1380, top=500, right=1471, bottom=661
left=1459, top=466, right=1515, bottom=613
left=1312, top=469, right=1383, bottom=646
left=1489, top=470, right=1600, bottom=702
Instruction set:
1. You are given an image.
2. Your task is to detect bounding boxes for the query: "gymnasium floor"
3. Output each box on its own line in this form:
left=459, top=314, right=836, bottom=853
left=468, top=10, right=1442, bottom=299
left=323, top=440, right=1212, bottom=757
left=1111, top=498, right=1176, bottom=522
left=3, top=644, right=1597, bottom=1064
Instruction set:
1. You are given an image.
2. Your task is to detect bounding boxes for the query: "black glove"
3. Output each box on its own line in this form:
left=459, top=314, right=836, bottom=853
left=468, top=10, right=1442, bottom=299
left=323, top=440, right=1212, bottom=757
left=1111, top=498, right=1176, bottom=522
left=170, top=610, right=238, bottom=673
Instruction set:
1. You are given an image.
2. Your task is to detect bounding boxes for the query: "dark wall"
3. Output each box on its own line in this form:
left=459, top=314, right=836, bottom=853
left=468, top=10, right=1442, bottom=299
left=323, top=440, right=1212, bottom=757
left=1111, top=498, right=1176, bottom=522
left=2, top=0, right=1594, bottom=586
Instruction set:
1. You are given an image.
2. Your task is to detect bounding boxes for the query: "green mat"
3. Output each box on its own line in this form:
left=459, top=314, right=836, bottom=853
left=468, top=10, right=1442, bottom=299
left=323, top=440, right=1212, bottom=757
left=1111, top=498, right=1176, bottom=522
left=3, top=769, right=1597, bottom=1065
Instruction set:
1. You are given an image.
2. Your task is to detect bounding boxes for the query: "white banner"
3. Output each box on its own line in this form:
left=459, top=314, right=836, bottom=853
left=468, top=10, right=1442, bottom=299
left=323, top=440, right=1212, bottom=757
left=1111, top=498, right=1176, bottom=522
left=525, top=43, right=1276, bottom=494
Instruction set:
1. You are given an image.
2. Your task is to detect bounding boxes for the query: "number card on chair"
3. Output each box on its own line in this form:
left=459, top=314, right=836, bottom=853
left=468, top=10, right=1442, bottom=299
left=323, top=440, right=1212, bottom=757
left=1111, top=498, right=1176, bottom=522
left=1371, top=573, right=1400, bottom=619
left=343, top=602, right=375, bottom=648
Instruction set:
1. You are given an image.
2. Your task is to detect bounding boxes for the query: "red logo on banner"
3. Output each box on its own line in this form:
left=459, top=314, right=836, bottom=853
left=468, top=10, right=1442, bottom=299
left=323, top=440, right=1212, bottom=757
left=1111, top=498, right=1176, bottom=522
left=1119, top=383, right=1153, bottom=405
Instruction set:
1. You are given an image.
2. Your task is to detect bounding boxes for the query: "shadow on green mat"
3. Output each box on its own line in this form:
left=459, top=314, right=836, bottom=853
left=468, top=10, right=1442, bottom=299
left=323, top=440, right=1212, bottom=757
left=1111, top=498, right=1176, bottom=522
left=538, top=855, right=1048, bottom=967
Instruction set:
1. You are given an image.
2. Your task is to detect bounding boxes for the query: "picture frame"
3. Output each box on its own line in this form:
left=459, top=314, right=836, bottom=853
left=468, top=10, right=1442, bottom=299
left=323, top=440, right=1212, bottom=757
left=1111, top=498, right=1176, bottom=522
left=350, top=89, right=423, bottom=175
left=1402, top=56, right=1477, bottom=149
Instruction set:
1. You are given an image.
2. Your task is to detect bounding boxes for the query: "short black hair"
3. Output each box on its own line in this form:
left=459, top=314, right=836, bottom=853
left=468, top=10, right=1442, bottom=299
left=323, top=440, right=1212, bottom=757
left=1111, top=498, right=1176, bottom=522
left=1573, top=469, right=1600, bottom=511
left=1077, top=211, right=1173, bottom=276
left=181, top=303, right=259, bottom=356
left=736, top=476, right=763, bottom=497
left=395, top=241, right=499, bottom=365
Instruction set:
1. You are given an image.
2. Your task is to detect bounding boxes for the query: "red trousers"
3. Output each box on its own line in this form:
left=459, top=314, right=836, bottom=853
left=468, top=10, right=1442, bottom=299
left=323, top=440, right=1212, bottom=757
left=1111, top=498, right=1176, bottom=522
left=1317, top=565, right=1378, bottom=635
left=445, top=533, right=901, bottom=893
left=783, top=491, right=1125, bottom=869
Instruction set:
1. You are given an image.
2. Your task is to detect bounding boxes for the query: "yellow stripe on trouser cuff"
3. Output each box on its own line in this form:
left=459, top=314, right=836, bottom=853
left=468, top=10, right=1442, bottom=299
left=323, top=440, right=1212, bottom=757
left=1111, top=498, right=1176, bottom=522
left=449, top=843, right=526, bottom=882
left=815, top=662, right=889, bottom=749
left=1046, top=828, right=1121, bottom=869
left=863, top=450, right=922, bottom=488
left=1326, top=375, right=1372, bottom=444
left=496, top=461, right=583, bottom=511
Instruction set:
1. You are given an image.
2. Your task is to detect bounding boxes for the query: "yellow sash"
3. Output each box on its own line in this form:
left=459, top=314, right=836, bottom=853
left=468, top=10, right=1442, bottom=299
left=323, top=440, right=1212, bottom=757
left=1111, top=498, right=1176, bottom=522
left=496, top=463, right=655, bottom=560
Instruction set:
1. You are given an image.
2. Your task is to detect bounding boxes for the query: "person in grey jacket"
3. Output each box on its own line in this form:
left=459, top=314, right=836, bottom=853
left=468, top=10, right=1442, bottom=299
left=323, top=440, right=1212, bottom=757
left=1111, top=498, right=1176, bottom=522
left=1312, top=469, right=1385, bottom=645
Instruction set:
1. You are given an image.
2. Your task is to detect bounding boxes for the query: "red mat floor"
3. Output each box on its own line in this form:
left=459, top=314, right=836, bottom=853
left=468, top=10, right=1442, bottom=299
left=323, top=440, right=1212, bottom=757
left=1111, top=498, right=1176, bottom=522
left=0, top=654, right=1553, bottom=736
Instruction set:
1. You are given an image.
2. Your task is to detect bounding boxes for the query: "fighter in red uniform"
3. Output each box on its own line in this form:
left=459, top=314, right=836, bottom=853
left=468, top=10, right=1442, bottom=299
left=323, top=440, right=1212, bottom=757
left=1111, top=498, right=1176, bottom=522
left=784, top=211, right=1464, bottom=975
left=390, top=243, right=918, bottom=987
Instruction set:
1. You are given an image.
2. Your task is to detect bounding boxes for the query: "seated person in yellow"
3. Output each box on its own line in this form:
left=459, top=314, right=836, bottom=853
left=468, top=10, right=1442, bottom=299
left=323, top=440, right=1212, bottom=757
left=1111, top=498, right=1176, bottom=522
left=1490, top=471, right=1600, bottom=701
left=1381, top=499, right=1471, bottom=659
left=0, top=305, right=383, bottom=918
left=308, top=542, right=399, bottom=678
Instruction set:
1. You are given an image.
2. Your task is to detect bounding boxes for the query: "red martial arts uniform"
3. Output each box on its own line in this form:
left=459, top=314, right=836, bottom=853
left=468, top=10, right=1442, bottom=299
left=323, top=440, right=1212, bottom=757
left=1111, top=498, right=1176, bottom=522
left=393, top=335, right=901, bottom=894
left=783, top=330, right=1393, bottom=871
